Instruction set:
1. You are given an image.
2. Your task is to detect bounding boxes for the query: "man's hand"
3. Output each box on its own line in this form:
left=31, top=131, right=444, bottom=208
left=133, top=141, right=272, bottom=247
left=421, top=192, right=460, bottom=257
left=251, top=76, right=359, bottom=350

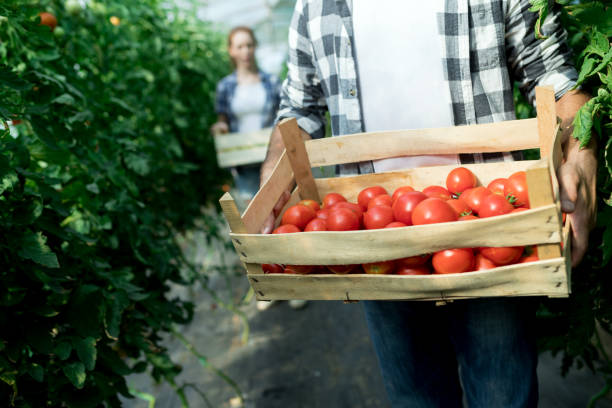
left=211, top=121, right=229, bottom=135
left=555, top=90, right=597, bottom=267
left=259, top=123, right=311, bottom=234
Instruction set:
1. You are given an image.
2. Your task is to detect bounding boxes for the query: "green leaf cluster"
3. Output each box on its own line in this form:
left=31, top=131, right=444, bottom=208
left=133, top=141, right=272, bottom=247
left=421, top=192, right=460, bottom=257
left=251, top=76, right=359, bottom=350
left=0, top=0, right=232, bottom=406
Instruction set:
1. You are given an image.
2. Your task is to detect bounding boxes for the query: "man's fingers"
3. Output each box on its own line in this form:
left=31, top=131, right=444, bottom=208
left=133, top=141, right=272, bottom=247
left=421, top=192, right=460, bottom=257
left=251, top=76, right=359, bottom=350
left=261, top=213, right=276, bottom=234
left=570, top=213, right=588, bottom=267
left=557, top=164, right=579, bottom=213
left=273, top=190, right=291, bottom=217
left=261, top=190, right=291, bottom=234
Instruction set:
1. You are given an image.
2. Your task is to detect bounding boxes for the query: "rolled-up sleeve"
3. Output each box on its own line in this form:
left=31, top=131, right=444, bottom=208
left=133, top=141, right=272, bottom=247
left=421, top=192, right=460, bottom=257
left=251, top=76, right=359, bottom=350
left=505, top=0, right=577, bottom=104
left=276, top=0, right=327, bottom=139
left=215, top=79, right=228, bottom=116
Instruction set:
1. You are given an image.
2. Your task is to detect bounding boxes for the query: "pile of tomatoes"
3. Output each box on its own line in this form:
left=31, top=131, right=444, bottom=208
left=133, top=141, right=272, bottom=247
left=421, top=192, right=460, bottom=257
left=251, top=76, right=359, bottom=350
left=264, top=167, right=539, bottom=275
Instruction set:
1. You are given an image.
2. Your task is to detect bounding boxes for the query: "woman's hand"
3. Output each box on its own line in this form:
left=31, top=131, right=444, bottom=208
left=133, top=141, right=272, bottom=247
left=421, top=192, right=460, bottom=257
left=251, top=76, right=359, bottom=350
left=211, top=121, right=229, bottom=135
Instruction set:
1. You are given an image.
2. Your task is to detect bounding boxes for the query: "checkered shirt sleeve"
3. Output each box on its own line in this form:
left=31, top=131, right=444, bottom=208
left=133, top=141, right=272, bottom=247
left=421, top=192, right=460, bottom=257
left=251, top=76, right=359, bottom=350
left=276, top=0, right=328, bottom=139
left=506, top=0, right=577, bottom=104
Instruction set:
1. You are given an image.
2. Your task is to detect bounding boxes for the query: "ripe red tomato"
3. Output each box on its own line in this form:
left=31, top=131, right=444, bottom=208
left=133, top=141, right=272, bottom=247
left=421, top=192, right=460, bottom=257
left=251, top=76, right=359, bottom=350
left=397, top=254, right=431, bottom=267
left=358, top=186, right=388, bottom=210
left=392, top=186, right=415, bottom=203
left=446, top=167, right=477, bottom=195
left=273, top=224, right=301, bottom=234
left=504, top=171, right=529, bottom=207
left=299, top=199, right=320, bottom=212
left=284, top=265, right=314, bottom=274
left=316, top=208, right=332, bottom=220
left=519, top=246, right=539, bottom=263
left=423, top=185, right=451, bottom=200
left=262, top=264, right=284, bottom=274
left=459, top=214, right=479, bottom=221
left=411, top=198, right=458, bottom=225
left=392, top=191, right=427, bottom=225
left=480, top=246, right=523, bottom=266
left=447, top=197, right=471, bottom=217
left=326, top=208, right=360, bottom=231
left=38, top=12, right=58, bottom=31
left=461, top=186, right=491, bottom=215
left=367, top=194, right=393, bottom=209
left=385, top=221, right=407, bottom=228
left=332, top=201, right=364, bottom=225
left=519, top=254, right=539, bottom=263
left=281, top=204, right=316, bottom=229
left=362, top=260, right=395, bottom=274
left=432, top=248, right=474, bottom=274
left=304, top=218, right=327, bottom=231
left=474, top=253, right=497, bottom=271
left=487, top=178, right=509, bottom=196
left=396, top=266, right=430, bottom=275
left=364, top=205, right=394, bottom=229
left=322, top=192, right=347, bottom=209
left=327, top=264, right=358, bottom=274
left=478, top=194, right=514, bottom=218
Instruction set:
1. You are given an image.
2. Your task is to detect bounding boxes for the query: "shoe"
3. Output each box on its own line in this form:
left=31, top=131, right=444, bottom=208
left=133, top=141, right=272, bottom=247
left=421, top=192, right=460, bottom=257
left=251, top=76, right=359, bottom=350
left=256, top=300, right=277, bottom=311
left=288, top=299, right=308, bottom=310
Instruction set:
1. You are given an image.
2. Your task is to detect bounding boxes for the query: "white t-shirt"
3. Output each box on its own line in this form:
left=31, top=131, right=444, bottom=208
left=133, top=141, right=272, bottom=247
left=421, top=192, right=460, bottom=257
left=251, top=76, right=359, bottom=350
left=231, top=81, right=267, bottom=133
left=352, top=0, right=459, bottom=172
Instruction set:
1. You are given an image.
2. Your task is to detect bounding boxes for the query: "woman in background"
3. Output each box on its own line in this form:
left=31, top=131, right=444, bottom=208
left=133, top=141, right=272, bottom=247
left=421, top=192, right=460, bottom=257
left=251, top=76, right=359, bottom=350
left=212, top=26, right=306, bottom=310
left=212, top=26, right=280, bottom=206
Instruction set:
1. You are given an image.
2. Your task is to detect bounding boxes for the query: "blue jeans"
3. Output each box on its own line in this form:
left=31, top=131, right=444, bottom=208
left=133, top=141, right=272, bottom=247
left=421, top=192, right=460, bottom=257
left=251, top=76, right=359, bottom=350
left=363, top=298, right=538, bottom=407
left=232, top=164, right=261, bottom=199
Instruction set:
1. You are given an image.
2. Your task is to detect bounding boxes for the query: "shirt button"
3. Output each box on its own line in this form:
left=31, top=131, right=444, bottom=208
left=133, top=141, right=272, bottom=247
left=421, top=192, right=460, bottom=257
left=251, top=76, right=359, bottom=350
left=349, top=89, right=356, bottom=97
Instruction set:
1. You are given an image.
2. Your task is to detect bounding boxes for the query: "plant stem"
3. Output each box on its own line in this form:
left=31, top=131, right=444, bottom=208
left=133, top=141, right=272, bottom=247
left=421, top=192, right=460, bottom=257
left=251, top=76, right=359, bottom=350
left=170, top=325, right=244, bottom=403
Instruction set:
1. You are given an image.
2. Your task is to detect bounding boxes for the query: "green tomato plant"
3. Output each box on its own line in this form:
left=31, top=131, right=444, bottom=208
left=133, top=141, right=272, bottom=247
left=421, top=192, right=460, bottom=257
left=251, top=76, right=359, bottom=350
left=0, top=0, right=236, bottom=406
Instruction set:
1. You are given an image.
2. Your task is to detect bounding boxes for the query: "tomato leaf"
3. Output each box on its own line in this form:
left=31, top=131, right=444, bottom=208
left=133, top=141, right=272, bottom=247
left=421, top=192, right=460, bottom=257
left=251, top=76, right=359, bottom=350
left=17, top=231, right=60, bottom=268
left=63, top=362, right=86, bottom=389
left=576, top=57, right=596, bottom=86
left=74, top=337, right=97, bottom=371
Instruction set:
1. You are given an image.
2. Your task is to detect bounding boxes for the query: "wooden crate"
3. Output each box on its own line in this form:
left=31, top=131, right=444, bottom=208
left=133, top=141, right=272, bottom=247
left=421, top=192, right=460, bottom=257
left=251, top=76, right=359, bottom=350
left=219, top=87, right=571, bottom=301
left=214, top=127, right=272, bottom=168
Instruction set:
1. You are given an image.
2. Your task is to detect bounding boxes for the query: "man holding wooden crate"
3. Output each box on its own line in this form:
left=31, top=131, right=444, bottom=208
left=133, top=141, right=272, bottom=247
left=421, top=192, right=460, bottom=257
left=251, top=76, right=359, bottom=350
left=260, top=1, right=597, bottom=406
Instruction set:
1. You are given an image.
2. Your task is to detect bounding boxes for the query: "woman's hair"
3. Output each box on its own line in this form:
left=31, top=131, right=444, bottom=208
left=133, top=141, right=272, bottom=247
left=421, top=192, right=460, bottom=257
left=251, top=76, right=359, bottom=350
left=228, top=26, right=257, bottom=48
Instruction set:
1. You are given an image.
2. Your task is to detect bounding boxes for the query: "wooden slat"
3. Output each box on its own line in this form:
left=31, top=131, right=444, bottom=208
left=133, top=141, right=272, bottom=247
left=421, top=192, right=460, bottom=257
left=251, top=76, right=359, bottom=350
left=219, top=193, right=247, bottom=234
left=214, top=128, right=272, bottom=168
left=232, top=205, right=561, bottom=265
left=562, top=217, right=572, bottom=295
left=219, top=193, right=262, bottom=274
left=242, top=151, right=294, bottom=234
left=216, top=146, right=268, bottom=168
left=526, top=161, right=562, bottom=260
left=247, top=258, right=568, bottom=301
left=305, top=118, right=539, bottom=167
left=278, top=118, right=320, bottom=201
left=536, top=86, right=557, bottom=159
left=315, top=160, right=538, bottom=202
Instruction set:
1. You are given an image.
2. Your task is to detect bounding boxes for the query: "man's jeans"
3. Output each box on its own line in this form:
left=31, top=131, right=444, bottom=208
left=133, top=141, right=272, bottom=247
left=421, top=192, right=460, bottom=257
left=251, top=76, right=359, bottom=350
left=363, top=298, right=538, bottom=407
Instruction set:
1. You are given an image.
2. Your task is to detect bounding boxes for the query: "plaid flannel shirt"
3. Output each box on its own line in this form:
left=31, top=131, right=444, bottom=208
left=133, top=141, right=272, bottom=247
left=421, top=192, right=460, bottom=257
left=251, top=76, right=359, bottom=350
left=276, top=0, right=577, bottom=175
left=215, top=70, right=281, bottom=133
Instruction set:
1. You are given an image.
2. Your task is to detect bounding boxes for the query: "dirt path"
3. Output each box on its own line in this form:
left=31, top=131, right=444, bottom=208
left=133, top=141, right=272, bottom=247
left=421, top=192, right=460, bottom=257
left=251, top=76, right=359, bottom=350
left=122, top=213, right=612, bottom=407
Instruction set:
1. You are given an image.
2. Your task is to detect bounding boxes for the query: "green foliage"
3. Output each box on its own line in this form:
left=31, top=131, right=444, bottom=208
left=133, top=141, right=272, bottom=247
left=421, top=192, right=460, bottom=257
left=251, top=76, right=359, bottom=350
left=0, top=0, right=232, bottom=406
left=528, top=0, right=612, bottom=402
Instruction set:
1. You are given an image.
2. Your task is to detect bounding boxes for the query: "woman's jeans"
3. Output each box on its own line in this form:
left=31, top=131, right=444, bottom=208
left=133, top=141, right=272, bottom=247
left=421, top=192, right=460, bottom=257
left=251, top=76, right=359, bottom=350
left=363, top=298, right=538, bottom=407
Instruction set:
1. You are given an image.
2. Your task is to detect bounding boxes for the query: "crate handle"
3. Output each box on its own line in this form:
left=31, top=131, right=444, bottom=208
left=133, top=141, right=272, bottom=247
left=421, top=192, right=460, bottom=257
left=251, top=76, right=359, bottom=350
left=278, top=118, right=321, bottom=202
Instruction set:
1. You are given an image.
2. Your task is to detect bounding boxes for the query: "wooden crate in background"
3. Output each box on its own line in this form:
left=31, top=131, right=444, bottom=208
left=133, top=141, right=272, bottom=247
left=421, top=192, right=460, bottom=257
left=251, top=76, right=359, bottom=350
left=214, top=127, right=272, bottom=168
left=219, top=87, right=570, bottom=302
